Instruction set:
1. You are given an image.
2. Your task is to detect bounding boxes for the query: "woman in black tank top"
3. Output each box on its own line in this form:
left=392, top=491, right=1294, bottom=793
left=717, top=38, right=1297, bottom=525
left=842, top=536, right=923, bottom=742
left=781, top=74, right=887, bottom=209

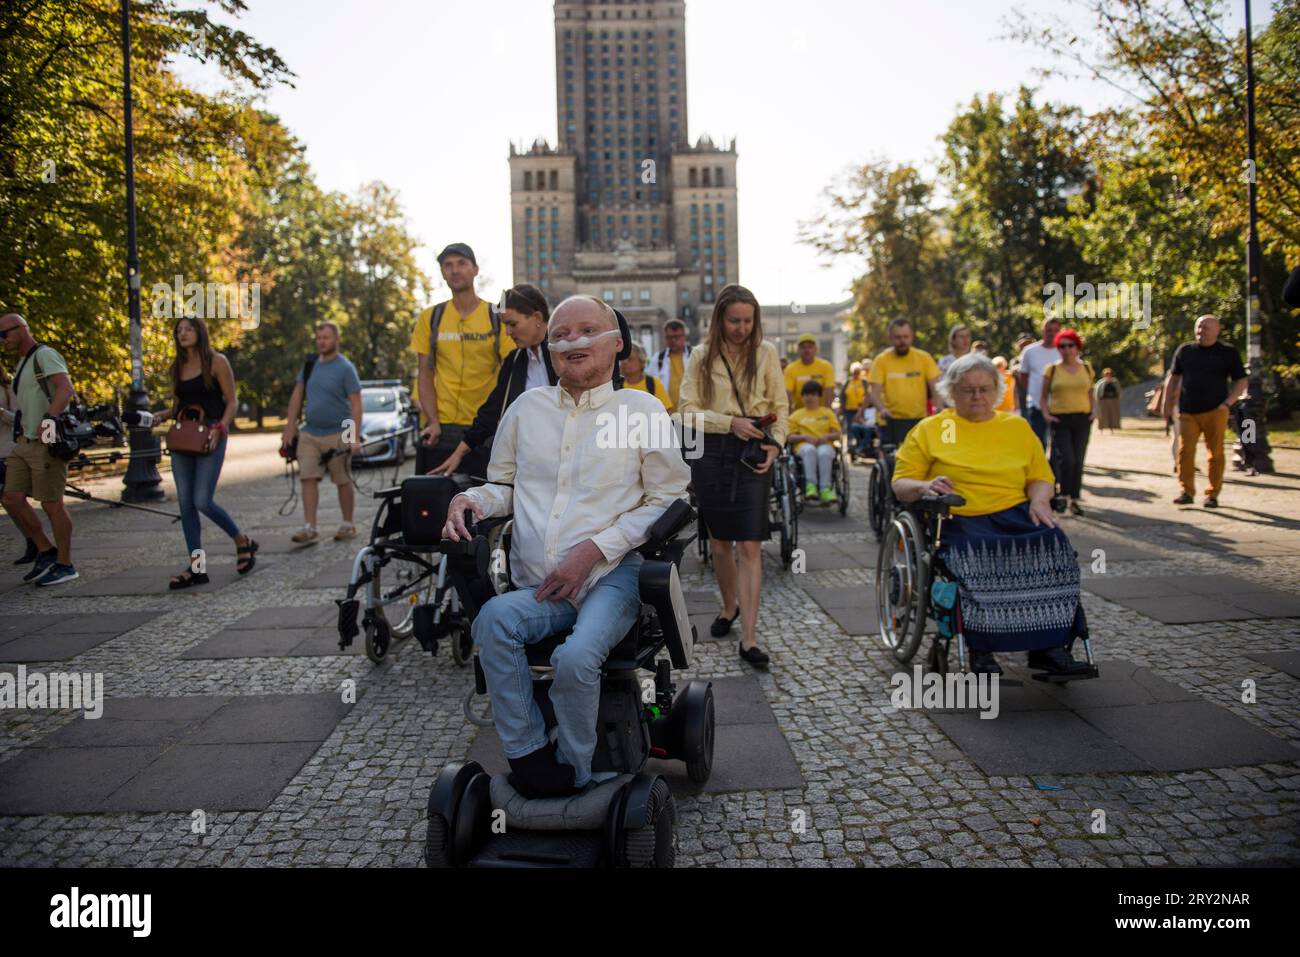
left=156, top=317, right=257, bottom=588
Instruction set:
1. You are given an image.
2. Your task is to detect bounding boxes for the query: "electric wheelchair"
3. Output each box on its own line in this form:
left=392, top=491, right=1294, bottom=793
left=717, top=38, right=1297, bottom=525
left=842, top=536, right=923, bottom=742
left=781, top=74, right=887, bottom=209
left=423, top=490, right=714, bottom=868
left=876, top=493, right=1099, bottom=681
left=335, top=475, right=483, bottom=665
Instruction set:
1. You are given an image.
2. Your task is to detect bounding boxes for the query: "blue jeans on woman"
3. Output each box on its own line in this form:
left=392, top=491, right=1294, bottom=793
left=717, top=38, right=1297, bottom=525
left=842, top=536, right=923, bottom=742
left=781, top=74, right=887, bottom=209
left=473, top=552, right=643, bottom=788
left=171, top=434, right=241, bottom=558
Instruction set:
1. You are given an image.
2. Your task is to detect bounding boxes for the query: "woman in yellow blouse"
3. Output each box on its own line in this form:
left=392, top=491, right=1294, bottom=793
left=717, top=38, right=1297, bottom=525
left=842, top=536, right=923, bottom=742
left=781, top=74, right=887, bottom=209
left=1039, top=328, right=1096, bottom=516
left=892, top=353, right=1091, bottom=678
left=677, top=284, right=788, bottom=667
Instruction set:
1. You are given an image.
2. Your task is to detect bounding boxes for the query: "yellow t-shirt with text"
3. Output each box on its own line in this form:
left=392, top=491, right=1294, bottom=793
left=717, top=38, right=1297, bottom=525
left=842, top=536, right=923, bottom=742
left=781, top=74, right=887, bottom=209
left=866, top=348, right=940, bottom=420
left=787, top=406, right=841, bottom=452
left=407, top=300, right=514, bottom=425
left=668, top=352, right=685, bottom=410
left=892, top=410, right=1055, bottom=517
left=784, top=357, right=835, bottom=404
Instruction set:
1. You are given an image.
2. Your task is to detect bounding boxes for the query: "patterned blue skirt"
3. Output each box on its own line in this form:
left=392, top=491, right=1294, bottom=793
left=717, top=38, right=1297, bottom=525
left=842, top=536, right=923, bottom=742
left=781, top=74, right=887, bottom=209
left=937, top=503, right=1080, bottom=653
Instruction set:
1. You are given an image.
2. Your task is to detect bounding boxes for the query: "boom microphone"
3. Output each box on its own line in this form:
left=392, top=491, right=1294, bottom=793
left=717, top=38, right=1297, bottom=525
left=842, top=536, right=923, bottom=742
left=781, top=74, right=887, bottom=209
left=1283, top=266, right=1300, bottom=308
left=122, top=409, right=156, bottom=428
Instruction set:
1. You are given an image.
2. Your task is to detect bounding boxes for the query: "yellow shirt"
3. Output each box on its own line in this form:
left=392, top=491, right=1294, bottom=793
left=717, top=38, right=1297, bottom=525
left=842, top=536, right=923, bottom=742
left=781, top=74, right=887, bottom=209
left=668, top=352, right=684, bottom=410
left=843, top=379, right=867, bottom=411
left=1045, top=362, right=1094, bottom=415
left=788, top=406, right=841, bottom=452
left=677, top=341, right=789, bottom=445
left=866, top=348, right=940, bottom=420
left=893, top=410, right=1055, bottom=517
left=408, top=300, right=514, bottom=425
left=623, top=374, right=673, bottom=410
left=995, top=372, right=1016, bottom=413
left=784, top=357, right=835, bottom=405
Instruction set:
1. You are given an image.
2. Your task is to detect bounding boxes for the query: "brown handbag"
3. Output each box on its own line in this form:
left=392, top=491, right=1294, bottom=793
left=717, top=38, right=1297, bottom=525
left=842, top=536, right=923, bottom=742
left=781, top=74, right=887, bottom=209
left=165, top=405, right=213, bottom=456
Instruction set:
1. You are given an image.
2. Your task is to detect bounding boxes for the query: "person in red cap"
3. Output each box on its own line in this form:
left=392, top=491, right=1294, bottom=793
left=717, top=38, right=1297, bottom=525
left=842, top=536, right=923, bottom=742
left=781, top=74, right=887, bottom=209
left=1040, top=328, right=1096, bottom=516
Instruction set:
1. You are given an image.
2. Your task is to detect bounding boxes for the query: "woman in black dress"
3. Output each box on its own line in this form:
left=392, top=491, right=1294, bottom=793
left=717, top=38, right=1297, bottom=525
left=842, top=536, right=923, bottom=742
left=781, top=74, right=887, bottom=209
left=678, top=284, right=788, bottom=666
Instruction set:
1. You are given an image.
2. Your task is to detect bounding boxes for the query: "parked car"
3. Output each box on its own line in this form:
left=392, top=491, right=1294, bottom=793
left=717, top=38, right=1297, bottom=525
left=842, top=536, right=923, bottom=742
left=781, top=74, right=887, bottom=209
left=356, top=382, right=416, bottom=465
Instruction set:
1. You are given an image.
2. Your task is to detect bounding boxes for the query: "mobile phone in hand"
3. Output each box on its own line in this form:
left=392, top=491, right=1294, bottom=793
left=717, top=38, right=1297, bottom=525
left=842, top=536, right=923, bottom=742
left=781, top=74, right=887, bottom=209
left=756, top=413, right=777, bottom=429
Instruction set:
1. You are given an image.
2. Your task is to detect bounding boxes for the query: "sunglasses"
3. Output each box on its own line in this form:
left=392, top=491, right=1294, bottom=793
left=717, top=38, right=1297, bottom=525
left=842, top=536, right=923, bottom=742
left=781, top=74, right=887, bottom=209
left=0, top=326, right=19, bottom=339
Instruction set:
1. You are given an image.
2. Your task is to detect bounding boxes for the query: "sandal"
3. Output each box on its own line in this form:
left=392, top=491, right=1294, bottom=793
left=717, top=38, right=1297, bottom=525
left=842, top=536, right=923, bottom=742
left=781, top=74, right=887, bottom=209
left=169, top=568, right=210, bottom=590
left=236, top=537, right=259, bottom=575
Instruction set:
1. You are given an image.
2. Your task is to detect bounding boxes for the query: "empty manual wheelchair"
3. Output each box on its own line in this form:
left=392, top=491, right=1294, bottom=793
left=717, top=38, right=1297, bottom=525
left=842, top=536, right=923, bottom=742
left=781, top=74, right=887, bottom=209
left=875, top=493, right=1099, bottom=681
left=336, top=475, right=487, bottom=665
left=425, top=498, right=714, bottom=868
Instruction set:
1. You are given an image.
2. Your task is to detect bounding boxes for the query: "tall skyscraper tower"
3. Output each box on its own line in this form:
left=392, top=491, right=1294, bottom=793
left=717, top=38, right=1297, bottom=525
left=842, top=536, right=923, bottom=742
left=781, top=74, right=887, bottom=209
left=509, top=0, right=739, bottom=351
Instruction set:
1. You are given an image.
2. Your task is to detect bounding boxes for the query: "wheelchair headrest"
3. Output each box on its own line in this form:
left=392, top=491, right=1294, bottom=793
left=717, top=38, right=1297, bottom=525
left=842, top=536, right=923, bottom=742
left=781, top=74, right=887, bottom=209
left=613, top=308, right=632, bottom=363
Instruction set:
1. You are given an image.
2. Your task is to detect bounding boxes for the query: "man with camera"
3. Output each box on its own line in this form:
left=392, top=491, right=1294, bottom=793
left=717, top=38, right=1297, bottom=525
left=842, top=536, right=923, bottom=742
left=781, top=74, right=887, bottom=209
left=280, top=321, right=363, bottom=543
left=0, top=314, right=78, bottom=585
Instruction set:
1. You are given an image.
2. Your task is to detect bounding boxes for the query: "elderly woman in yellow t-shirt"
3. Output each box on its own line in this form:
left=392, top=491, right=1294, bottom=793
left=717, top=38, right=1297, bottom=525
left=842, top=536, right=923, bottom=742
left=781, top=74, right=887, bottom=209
left=891, top=353, right=1091, bottom=678
left=1039, top=328, right=1096, bottom=516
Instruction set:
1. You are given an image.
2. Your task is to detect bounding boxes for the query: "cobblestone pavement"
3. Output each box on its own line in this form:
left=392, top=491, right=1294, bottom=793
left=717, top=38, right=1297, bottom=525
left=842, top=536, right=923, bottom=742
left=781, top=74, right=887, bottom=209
left=1, top=424, right=1296, bottom=867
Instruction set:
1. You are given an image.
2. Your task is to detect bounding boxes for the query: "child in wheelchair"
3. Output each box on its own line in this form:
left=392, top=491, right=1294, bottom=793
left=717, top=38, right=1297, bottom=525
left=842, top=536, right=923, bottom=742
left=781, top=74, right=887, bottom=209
left=788, top=379, right=842, bottom=504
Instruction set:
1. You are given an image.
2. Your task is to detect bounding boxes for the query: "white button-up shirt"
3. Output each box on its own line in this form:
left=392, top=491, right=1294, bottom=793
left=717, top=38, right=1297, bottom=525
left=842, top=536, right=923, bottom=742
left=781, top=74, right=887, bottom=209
left=524, top=345, right=549, bottom=392
left=462, top=380, right=691, bottom=605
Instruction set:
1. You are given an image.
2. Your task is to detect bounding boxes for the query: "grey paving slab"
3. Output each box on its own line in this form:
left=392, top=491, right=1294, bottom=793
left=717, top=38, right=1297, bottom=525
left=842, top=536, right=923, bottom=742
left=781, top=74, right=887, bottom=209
left=700, top=675, right=779, bottom=726
left=0, top=611, right=163, bottom=662
left=296, top=563, right=354, bottom=590
left=1029, top=659, right=1196, bottom=709
left=187, top=693, right=352, bottom=744
left=1119, top=595, right=1257, bottom=624
left=1083, top=577, right=1188, bottom=601
left=802, top=585, right=871, bottom=611
left=1223, top=591, right=1300, bottom=618
left=929, top=710, right=1145, bottom=775
left=789, top=542, right=863, bottom=571
left=0, top=614, right=65, bottom=639
left=1248, top=651, right=1300, bottom=680
left=59, top=562, right=271, bottom=597
left=180, top=629, right=320, bottom=660
left=0, top=746, right=164, bottom=815
left=1077, top=701, right=1300, bottom=771
left=226, top=605, right=336, bottom=630
left=1067, top=537, right=1160, bottom=562
left=99, top=741, right=323, bottom=812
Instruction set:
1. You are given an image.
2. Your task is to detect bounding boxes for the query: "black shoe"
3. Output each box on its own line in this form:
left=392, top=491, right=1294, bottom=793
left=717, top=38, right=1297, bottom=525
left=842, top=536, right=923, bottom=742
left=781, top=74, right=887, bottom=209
left=506, top=742, right=578, bottom=799
left=1027, top=646, right=1092, bottom=676
left=22, top=549, right=57, bottom=583
left=1069, top=500, right=1084, bottom=516
left=14, top=538, right=38, bottom=565
left=969, top=651, right=1003, bottom=675
left=1172, top=493, right=1194, bottom=505
left=710, top=604, right=740, bottom=638
left=168, top=568, right=211, bottom=590
left=1203, top=497, right=1219, bottom=509
left=738, top=642, right=770, bottom=666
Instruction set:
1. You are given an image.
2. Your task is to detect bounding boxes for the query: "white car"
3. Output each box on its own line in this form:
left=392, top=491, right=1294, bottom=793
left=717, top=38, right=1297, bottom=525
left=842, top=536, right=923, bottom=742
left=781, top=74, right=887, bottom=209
left=357, top=385, right=416, bottom=465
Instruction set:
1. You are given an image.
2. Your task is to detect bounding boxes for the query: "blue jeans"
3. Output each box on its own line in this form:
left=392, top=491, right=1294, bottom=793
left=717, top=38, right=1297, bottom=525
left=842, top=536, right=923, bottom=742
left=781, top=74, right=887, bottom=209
left=171, top=434, right=241, bottom=557
left=473, top=552, right=643, bottom=787
left=1025, top=406, right=1049, bottom=448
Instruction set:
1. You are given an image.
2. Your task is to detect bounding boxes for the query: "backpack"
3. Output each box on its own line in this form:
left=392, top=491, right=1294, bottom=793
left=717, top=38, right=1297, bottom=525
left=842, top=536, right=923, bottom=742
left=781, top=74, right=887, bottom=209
left=1044, top=359, right=1094, bottom=402
left=645, top=373, right=659, bottom=398
left=427, top=300, right=502, bottom=369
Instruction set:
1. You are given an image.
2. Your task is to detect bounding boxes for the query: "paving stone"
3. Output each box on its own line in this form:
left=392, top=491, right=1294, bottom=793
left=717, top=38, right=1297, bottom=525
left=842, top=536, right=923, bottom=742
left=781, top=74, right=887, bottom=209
left=0, top=746, right=164, bottom=814
left=60, top=562, right=272, bottom=597
left=1248, top=651, right=1300, bottom=680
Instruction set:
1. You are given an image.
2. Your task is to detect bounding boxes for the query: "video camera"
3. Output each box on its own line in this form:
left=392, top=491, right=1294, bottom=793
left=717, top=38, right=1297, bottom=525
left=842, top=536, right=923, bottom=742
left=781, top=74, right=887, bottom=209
left=13, top=399, right=123, bottom=462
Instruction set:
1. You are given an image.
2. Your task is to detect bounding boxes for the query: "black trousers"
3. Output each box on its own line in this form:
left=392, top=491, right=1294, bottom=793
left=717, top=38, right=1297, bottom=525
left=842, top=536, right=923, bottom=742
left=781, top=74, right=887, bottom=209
left=1050, top=412, right=1091, bottom=498
left=414, top=423, right=490, bottom=479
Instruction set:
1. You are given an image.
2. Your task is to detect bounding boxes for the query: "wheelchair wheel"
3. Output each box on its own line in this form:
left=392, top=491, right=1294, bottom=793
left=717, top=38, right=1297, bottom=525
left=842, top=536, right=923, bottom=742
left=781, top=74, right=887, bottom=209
left=367, top=555, right=426, bottom=641
left=866, top=462, right=885, bottom=539
left=876, top=510, right=930, bottom=664
left=835, top=451, right=850, bottom=516
left=364, top=612, right=391, bottom=664
left=449, top=621, right=474, bottom=667
left=620, top=777, right=676, bottom=868
left=426, top=761, right=490, bottom=868
left=680, top=681, right=715, bottom=785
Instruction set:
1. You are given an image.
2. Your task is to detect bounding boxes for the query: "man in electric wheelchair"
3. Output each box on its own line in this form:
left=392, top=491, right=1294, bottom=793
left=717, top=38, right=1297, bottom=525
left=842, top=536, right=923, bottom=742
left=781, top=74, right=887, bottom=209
left=441, top=295, right=693, bottom=801
left=883, top=353, right=1096, bottom=680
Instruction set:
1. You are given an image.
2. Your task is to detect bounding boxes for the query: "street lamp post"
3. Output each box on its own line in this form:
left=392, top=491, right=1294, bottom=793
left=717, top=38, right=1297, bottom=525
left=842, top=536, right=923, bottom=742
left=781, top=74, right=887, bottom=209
left=119, top=0, right=164, bottom=502
left=1237, top=0, right=1274, bottom=474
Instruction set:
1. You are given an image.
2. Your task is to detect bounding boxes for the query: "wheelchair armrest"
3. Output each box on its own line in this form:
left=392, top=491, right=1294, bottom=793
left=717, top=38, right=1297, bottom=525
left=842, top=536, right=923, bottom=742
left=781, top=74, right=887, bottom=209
left=373, top=485, right=403, bottom=500
left=911, top=493, right=966, bottom=516
left=641, top=499, right=695, bottom=553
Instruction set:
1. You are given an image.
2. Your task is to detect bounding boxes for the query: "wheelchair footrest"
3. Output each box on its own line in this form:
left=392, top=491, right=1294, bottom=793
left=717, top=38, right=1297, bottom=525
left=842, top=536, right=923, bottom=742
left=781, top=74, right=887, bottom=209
left=336, top=598, right=360, bottom=649
left=412, top=603, right=444, bottom=655
left=1031, top=664, right=1100, bottom=684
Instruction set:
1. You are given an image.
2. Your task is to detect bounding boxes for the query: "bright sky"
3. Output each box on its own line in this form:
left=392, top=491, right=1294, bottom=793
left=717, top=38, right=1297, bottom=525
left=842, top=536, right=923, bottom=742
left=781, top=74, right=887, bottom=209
left=179, top=0, right=1258, bottom=306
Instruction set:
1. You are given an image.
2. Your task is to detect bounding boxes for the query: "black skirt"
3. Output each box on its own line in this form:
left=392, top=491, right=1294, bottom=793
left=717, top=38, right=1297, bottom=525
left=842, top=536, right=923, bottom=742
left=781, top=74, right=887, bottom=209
left=691, top=432, right=770, bottom=542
